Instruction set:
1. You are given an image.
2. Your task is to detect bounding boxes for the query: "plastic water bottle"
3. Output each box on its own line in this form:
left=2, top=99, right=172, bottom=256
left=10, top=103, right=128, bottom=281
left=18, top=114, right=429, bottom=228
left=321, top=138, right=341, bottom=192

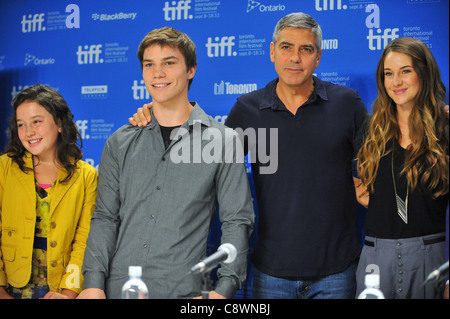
left=121, top=266, right=149, bottom=299
left=357, top=273, right=385, bottom=299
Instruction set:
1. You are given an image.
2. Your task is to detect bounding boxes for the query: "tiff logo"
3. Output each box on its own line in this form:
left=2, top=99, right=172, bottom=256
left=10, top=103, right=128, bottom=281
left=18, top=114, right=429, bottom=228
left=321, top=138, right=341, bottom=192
left=21, top=13, right=45, bottom=33
left=315, top=0, right=347, bottom=11
left=132, top=80, right=150, bottom=100
left=365, top=4, right=399, bottom=50
left=21, top=5, right=80, bottom=33
left=76, top=45, right=103, bottom=64
left=76, top=120, right=89, bottom=139
left=11, top=85, right=31, bottom=100
left=163, top=0, right=193, bottom=21
left=206, top=36, right=237, bottom=57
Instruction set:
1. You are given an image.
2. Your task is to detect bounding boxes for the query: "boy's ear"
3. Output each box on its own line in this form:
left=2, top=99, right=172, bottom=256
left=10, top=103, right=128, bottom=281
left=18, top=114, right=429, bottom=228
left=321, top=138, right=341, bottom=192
left=187, top=65, right=197, bottom=79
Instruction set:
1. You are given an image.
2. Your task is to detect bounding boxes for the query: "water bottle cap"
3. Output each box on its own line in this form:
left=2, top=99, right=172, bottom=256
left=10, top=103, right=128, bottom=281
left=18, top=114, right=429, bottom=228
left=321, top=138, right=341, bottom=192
left=365, top=273, right=380, bottom=288
left=128, top=266, right=142, bottom=277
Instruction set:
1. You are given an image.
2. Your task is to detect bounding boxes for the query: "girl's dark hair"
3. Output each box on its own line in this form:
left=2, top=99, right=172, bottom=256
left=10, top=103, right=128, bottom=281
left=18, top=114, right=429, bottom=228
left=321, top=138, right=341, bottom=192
left=5, top=84, right=83, bottom=183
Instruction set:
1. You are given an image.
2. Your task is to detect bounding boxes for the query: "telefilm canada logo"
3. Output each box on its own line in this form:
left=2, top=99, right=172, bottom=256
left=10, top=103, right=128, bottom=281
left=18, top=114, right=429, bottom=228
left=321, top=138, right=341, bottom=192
left=81, top=85, right=108, bottom=99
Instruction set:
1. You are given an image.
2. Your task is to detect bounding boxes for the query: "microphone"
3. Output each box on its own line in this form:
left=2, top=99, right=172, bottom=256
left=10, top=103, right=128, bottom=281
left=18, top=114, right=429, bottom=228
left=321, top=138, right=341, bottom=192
left=190, top=243, right=237, bottom=274
left=424, top=261, right=449, bottom=285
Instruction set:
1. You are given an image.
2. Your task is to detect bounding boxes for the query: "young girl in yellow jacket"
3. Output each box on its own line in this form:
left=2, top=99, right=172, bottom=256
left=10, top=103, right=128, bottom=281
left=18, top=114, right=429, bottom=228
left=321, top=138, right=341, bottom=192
left=0, top=84, right=98, bottom=299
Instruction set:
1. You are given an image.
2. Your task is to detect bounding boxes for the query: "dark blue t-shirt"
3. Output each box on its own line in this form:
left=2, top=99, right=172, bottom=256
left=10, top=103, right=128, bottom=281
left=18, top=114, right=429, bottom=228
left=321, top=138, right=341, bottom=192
left=225, top=77, right=369, bottom=278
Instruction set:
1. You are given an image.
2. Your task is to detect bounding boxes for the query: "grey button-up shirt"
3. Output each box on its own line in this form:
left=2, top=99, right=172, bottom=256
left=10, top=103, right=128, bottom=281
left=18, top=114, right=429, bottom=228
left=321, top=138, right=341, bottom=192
left=82, top=103, right=254, bottom=299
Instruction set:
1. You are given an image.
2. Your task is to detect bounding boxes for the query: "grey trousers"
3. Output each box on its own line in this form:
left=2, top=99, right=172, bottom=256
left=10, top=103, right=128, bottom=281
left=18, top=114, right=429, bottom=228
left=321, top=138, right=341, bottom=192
left=356, top=232, right=446, bottom=299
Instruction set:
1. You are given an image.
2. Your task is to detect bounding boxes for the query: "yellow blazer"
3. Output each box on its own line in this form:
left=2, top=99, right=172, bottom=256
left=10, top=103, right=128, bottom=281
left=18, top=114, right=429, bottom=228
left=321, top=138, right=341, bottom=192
left=0, top=152, right=97, bottom=294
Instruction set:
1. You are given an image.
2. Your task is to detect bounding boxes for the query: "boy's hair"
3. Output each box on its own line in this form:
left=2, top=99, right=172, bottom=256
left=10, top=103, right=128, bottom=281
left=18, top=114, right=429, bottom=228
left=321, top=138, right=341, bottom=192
left=137, top=27, right=197, bottom=89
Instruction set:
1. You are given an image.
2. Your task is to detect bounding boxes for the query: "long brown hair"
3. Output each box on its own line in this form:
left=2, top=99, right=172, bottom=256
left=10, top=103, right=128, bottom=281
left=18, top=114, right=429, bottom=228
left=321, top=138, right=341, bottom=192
left=357, top=37, right=448, bottom=198
left=5, top=84, right=83, bottom=183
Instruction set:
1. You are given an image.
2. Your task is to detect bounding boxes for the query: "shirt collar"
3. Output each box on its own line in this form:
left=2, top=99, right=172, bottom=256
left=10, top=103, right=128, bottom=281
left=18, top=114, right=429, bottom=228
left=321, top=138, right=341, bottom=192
left=148, top=102, right=212, bottom=130
left=186, top=102, right=212, bottom=127
left=260, top=76, right=329, bottom=111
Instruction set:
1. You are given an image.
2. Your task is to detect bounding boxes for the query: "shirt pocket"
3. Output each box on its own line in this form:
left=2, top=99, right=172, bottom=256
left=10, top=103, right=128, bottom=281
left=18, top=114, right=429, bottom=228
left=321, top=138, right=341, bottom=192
left=1, top=244, right=16, bottom=262
left=2, top=225, right=18, bottom=245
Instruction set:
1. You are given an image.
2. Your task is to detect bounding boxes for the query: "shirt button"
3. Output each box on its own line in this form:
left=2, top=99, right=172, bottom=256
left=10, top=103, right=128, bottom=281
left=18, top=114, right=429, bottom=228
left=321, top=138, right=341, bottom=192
left=50, top=222, right=56, bottom=229
left=50, top=241, right=57, bottom=248
left=162, top=157, right=166, bottom=161
left=51, top=261, right=57, bottom=267
left=143, top=244, right=148, bottom=248
left=156, top=185, right=161, bottom=190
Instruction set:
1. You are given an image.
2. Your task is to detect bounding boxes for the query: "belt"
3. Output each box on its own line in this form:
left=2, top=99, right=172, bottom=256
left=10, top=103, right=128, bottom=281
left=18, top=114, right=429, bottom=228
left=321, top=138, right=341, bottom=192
left=33, top=236, right=47, bottom=250
left=364, top=236, right=445, bottom=247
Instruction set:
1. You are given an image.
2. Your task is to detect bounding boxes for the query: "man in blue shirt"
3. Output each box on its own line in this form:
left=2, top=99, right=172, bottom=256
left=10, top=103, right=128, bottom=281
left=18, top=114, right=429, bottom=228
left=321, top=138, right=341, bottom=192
left=225, top=12, right=368, bottom=299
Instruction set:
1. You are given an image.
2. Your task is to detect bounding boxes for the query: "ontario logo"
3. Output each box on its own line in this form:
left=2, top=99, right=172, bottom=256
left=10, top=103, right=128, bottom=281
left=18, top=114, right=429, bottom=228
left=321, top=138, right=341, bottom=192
left=24, top=53, right=55, bottom=66
left=246, top=0, right=285, bottom=13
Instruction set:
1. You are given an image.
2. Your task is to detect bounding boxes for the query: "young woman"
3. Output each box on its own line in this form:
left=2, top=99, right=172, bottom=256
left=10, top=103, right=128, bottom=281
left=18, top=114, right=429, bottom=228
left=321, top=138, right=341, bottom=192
left=0, top=84, right=97, bottom=299
left=356, top=38, right=448, bottom=298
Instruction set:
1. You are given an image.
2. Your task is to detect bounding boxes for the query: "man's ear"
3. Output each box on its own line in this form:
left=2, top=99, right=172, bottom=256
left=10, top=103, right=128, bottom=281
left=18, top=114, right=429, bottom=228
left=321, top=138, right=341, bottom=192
left=187, top=65, right=197, bottom=79
left=270, top=42, right=275, bottom=63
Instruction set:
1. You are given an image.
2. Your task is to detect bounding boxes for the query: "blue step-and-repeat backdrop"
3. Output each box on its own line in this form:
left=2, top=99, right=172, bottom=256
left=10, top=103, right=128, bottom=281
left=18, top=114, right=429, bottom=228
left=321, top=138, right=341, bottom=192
left=0, top=0, right=448, bottom=298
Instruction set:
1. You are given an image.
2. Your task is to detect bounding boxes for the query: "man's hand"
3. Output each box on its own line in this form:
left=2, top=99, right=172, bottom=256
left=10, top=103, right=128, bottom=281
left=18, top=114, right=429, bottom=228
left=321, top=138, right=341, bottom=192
left=0, top=287, right=14, bottom=299
left=129, top=103, right=153, bottom=127
left=193, top=290, right=227, bottom=299
left=444, top=283, right=449, bottom=299
left=76, top=288, right=107, bottom=299
left=41, top=289, right=78, bottom=299
left=353, top=177, right=369, bottom=208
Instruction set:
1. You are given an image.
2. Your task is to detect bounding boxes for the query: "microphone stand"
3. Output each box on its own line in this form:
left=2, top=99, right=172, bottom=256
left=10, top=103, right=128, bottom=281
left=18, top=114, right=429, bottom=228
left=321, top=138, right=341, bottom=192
left=201, top=271, right=213, bottom=299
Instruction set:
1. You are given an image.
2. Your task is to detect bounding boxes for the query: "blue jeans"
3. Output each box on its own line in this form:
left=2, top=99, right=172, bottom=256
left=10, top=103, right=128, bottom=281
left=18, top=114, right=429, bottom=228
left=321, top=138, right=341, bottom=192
left=251, top=264, right=356, bottom=299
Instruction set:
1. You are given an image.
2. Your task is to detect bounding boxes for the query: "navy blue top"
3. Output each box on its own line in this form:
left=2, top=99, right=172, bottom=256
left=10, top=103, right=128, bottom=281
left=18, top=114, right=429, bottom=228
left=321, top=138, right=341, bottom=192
left=225, top=77, right=369, bottom=278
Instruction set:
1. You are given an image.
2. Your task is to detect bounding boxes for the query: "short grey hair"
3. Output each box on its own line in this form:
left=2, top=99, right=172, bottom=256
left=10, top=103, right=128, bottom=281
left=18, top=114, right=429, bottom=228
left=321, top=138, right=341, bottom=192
left=272, top=12, right=323, bottom=51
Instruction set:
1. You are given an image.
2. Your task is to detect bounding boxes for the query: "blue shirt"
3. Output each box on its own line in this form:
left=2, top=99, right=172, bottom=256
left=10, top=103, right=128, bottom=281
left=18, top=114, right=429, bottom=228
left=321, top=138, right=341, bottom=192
left=225, top=77, right=369, bottom=278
